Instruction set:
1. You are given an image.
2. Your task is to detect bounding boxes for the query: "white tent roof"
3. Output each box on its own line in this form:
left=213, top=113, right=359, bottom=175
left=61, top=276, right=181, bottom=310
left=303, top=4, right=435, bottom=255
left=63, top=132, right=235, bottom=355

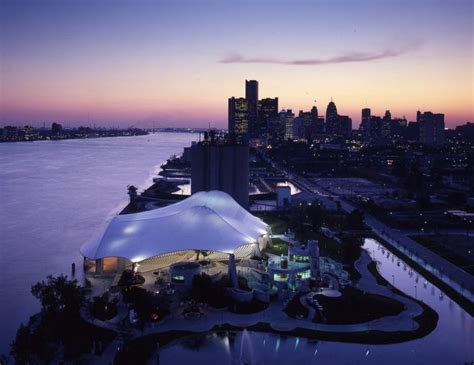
left=80, top=190, right=269, bottom=262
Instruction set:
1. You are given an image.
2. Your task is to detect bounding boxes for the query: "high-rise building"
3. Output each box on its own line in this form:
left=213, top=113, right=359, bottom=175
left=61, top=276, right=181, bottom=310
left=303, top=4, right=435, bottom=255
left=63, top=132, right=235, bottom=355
left=325, top=100, right=338, bottom=136
left=292, top=116, right=303, bottom=139
left=360, top=108, right=371, bottom=141
left=246, top=80, right=259, bottom=137
left=338, top=115, right=352, bottom=139
left=51, top=122, right=63, bottom=136
left=258, top=97, right=278, bottom=137
left=417, top=111, right=445, bottom=145
left=369, top=116, right=382, bottom=141
left=299, top=110, right=313, bottom=140
left=381, top=110, right=392, bottom=138
left=281, top=109, right=295, bottom=140
left=228, top=97, right=249, bottom=139
left=191, top=138, right=249, bottom=208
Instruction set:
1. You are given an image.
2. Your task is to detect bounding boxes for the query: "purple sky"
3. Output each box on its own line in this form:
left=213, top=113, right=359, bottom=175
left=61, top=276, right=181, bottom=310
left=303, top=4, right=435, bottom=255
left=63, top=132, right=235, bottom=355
left=1, top=0, right=472, bottom=128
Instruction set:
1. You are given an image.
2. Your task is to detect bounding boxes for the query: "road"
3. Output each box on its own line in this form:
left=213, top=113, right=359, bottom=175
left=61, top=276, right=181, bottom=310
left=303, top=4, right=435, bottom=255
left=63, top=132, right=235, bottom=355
left=259, top=151, right=474, bottom=302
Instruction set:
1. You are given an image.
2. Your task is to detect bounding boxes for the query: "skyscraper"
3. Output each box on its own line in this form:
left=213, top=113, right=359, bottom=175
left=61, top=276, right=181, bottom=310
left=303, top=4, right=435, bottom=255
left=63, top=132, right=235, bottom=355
left=228, top=97, right=249, bottom=139
left=310, top=105, right=325, bottom=135
left=245, top=80, right=259, bottom=137
left=299, top=110, right=313, bottom=140
left=258, top=97, right=278, bottom=137
left=417, top=111, right=445, bottom=145
left=339, top=115, right=352, bottom=139
left=281, top=109, right=295, bottom=140
left=325, top=100, right=338, bottom=136
left=360, top=108, right=371, bottom=141
left=381, top=110, right=392, bottom=138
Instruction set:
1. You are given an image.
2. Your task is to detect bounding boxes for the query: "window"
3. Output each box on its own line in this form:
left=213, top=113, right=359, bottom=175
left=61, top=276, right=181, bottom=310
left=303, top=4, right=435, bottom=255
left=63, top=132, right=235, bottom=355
left=103, top=257, right=118, bottom=273
left=299, top=270, right=311, bottom=279
left=294, top=255, right=309, bottom=263
left=172, top=275, right=185, bottom=283
left=273, top=273, right=288, bottom=282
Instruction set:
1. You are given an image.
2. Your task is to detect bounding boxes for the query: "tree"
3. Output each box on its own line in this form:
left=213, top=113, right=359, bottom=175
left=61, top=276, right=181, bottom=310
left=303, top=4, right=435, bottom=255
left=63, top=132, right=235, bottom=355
left=31, top=275, right=85, bottom=314
left=10, top=324, right=31, bottom=364
left=307, top=202, right=324, bottom=231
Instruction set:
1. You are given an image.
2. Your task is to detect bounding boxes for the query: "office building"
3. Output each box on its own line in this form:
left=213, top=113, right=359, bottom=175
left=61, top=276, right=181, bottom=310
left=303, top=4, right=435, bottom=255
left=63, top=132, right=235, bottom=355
left=325, top=100, right=338, bottom=136
left=281, top=109, right=295, bottom=140
left=258, top=97, right=278, bottom=137
left=228, top=97, right=249, bottom=139
left=417, top=111, right=445, bottom=145
left=246, top=80, right=259, bottom=137
left=339, top=115, right=352, bottom=139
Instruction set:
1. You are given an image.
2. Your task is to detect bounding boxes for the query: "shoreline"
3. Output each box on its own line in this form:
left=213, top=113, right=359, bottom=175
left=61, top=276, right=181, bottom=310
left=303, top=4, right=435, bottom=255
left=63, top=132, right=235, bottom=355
left=367, top=233, right=474, bottom=316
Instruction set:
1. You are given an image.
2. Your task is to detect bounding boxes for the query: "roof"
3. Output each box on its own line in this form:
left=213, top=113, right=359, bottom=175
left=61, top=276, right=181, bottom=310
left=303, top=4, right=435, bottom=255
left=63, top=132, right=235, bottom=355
left=80, top=190, right=269, bottom=262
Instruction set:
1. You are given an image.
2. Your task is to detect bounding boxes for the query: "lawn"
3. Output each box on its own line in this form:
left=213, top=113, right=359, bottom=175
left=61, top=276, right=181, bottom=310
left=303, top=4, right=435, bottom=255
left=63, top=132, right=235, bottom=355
left=283, top=293, right=309, bottom=318
left=262, top=238, right=289, bottom=256
left=314, top=286, right=404, bottom=324
left=255, top=213, right=288, bottom=234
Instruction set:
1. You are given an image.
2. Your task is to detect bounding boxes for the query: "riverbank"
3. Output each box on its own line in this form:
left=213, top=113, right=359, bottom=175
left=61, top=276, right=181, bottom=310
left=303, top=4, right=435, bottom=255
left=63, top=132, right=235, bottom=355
left=368, top=233, right=474, bottom=316
left=0, top=133, right=200, bottom=356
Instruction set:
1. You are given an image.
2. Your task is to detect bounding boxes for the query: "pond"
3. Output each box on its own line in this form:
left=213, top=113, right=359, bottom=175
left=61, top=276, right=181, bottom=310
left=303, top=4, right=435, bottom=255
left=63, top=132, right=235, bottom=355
left=155, top=238, right=474, bottom=364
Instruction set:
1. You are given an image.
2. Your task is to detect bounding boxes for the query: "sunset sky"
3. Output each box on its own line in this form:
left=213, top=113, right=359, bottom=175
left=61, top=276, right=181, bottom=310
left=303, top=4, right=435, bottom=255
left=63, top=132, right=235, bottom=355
left=0, top=0, right=472, bottom=128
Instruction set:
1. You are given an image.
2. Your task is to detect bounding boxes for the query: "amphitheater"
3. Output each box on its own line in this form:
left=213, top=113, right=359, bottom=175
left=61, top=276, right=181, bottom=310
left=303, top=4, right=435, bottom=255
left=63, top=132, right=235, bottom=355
left=80, top=190, right=271, bottom=276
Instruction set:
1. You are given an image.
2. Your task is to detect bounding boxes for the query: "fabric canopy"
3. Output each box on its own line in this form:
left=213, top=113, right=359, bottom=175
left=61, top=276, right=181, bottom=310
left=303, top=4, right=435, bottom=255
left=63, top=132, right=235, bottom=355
left=80, top=190, right=269, bottom=262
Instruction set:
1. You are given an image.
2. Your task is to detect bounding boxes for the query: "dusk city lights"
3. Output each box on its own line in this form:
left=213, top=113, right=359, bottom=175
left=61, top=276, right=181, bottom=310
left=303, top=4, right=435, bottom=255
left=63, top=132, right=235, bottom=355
left=0, top=1, right=473, bottom=364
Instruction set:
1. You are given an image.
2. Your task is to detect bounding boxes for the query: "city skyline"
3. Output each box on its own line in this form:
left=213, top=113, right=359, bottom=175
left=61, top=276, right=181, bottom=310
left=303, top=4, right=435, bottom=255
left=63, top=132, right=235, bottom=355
left=1, top=0, right=473, bottom=128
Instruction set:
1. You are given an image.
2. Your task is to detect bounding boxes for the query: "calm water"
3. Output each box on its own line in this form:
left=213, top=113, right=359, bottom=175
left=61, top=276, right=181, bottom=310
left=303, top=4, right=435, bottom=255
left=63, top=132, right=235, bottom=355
left=158, top=238, right=474, bottom=364
left=0, top=133, right=198, bottom=355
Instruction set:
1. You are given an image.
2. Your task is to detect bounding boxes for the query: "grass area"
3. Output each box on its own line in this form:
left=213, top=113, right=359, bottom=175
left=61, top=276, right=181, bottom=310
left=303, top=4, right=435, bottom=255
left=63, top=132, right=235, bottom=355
left=283, top=293, right=309, bottom=318
left=314, top=286, right=404, bottom=324
left=262, top=238, right=288, bottom=256
left=229, top=299, right=269, bottom=314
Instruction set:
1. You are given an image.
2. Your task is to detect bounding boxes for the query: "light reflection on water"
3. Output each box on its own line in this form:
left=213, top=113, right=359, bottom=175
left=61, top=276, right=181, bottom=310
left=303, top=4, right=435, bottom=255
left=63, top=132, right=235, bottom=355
left=158, top=238, right=474, bottom=364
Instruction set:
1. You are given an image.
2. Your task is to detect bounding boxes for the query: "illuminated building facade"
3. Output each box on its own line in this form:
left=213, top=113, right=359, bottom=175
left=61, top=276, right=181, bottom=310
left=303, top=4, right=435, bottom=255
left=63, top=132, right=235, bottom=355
left=228, top=97, right=249, bottom=139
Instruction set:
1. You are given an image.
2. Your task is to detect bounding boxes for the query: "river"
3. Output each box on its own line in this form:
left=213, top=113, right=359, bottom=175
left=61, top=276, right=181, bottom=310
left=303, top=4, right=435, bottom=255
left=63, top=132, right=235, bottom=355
left=0, top=133, right=198, bottom=355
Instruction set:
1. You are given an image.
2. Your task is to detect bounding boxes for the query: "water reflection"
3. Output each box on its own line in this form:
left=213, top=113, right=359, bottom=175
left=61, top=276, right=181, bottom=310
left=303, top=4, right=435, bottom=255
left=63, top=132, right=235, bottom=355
left=158, top=238, right=474, bottom=364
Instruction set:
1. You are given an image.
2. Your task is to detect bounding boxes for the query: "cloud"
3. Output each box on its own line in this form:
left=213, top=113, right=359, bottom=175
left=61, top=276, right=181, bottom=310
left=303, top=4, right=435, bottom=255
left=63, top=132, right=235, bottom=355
left=219, top=42, right=422, bottom=66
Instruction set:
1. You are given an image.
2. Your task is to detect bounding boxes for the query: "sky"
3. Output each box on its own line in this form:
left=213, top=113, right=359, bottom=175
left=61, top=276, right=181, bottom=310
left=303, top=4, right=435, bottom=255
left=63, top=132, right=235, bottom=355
left=0, top=0, right=472, bottom=128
